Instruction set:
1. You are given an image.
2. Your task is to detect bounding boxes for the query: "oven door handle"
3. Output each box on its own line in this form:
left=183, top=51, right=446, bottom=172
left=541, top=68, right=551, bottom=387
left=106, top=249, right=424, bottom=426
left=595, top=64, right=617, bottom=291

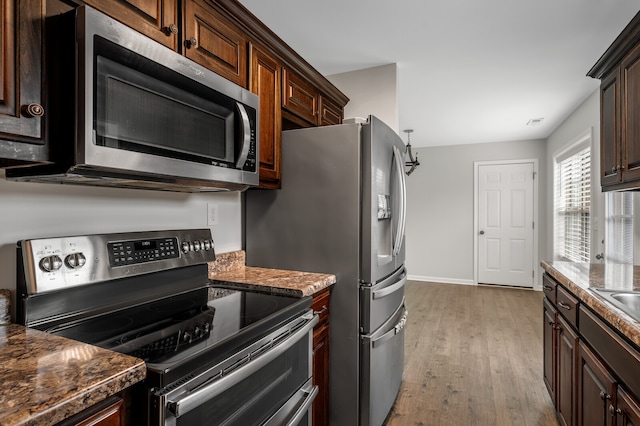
left=286, top=384, right=318, bottom=426
left=167, top=313, right=319, bottom=418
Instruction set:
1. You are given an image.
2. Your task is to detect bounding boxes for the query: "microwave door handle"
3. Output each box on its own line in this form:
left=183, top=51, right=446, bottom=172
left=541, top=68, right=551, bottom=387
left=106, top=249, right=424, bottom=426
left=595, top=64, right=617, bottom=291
left=235, top=102, right=252, bottom=169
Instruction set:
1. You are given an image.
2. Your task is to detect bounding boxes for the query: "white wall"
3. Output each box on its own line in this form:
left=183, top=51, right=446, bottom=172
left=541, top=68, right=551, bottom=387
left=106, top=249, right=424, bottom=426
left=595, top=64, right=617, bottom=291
left=0, top=171, right=242, bottom=303
left=405, top=139, right=547, bottom=286
left=544, top=90, right=603, bottom=263
left=327, top=63, right=399, bottom=133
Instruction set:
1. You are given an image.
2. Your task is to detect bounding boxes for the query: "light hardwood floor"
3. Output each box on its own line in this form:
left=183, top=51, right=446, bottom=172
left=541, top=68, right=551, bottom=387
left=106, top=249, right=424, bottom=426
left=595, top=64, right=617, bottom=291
left=384, top=281, right=559, bottom=426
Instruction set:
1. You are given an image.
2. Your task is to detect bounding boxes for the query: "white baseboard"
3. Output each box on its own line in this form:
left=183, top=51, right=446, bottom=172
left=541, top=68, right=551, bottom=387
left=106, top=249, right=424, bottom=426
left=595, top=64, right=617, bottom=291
left=406, top=275, right=476, bottom=286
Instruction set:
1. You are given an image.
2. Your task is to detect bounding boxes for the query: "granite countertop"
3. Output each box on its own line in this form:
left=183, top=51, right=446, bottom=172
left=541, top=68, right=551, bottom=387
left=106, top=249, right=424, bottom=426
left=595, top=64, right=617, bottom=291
left=542, top=260, right=640, bottom=347
left=208, top=251, right=336, bottom=297
left=0, top=324, right=146, bottom=426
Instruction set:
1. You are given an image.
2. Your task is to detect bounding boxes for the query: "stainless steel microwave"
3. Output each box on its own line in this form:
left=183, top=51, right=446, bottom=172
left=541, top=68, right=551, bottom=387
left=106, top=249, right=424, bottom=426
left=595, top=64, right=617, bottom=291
left=6, top=6, right=259, bottom=192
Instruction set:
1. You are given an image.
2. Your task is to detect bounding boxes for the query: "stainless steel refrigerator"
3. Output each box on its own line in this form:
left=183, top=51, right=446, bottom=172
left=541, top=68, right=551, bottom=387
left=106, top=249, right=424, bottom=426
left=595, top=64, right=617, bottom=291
left=244, top=115, right=408, bottom=426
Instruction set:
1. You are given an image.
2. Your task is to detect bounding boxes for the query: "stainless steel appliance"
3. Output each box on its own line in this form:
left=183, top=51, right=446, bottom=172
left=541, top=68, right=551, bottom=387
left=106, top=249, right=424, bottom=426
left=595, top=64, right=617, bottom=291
left=16, top=229, right=317, bottom=426
left=245, top=115, right=408, bottom=426
left=6, top=6, right=259, bottom=193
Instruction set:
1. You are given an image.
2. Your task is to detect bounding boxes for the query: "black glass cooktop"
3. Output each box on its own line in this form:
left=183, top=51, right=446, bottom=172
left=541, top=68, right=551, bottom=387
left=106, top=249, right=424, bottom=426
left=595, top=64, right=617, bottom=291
left=46, top=285, right=310, bottom=379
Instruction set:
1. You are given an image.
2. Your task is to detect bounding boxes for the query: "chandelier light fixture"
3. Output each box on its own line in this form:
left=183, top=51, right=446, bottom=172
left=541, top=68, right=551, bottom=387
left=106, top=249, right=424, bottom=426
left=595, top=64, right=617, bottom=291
left=403, top=129, right=420, bottom=176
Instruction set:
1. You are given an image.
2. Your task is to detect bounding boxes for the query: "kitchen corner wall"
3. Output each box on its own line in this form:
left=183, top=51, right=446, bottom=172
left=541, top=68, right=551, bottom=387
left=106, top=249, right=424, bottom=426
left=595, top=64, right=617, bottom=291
left=327, top=63, right=399, bottom=133
left=0, top=172, right=242, bottom=310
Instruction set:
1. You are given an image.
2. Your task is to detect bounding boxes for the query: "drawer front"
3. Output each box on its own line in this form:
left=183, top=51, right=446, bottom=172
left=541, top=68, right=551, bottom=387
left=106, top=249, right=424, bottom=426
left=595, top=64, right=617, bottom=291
left=543, top=274, right=557, bottom=304
left=312, top=289, right=330, bottom=327
left=556, top=285, right=579, bottom=328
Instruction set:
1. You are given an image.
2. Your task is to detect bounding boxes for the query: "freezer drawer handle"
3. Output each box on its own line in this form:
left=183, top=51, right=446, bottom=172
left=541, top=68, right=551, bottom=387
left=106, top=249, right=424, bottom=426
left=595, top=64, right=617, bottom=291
left=372, top=308, right=408, bottom=348
left=167, top=314, right=319, bottom=417
left=372, top=272, right=407, bottom=300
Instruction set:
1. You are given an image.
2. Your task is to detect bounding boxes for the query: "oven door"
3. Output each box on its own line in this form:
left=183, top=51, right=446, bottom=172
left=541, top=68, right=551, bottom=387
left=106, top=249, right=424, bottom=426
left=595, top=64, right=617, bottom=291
left=156, top=313, right=318, bottom=426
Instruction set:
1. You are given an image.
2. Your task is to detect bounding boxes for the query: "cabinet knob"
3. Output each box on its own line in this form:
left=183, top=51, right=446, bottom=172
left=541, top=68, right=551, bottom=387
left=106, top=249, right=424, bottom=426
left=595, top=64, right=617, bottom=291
left=609, top=403, right=621, bottom=416
left=187, top=37, right=197, bottom=48
left=600, top=391, right=611, bottom=401
left=163, top=23, right=178, bottom=35
left=21, top=103, right=44, bottom=118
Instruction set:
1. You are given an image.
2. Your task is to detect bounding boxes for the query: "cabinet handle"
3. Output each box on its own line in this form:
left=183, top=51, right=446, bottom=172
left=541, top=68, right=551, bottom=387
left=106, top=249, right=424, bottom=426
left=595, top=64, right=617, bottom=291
left=613, top=166, right=618, bottom=173
left=187, top=37, right=197, bottom=48
left=163, top=23, right=178, bottom=35
left=313, top=305, right=328, bottom=315
left=21, top=103, right=44, bottom=118
left=558, top=301, right=572, bottom=310
left=543, top=285, right=553, bottom=291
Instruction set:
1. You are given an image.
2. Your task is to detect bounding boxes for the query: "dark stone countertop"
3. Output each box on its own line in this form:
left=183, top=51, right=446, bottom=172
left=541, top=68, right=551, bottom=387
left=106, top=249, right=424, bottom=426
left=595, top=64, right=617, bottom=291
left=0, top=324, right=146, bottom=426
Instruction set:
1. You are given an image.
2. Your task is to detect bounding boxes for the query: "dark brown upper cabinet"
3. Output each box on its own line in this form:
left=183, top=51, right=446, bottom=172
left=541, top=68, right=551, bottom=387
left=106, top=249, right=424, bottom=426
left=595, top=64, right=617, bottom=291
left=588, top=11, right=640, bottom=191
left=0, top=0, right=48, bottom=166
left=82, top=0, right=179, bottom=50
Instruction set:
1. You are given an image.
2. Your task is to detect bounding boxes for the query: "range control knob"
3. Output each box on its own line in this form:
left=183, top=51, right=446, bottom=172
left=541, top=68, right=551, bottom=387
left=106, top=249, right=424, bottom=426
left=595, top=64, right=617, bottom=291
left=65, top=253, right=87, bottom=269
left=193, top=241, right=201, bottom=252
left=203, top=240, right=212, bottom=250
left=39, top=255, right=63, bottom=272
left=181, top=241, right=191, bottom=253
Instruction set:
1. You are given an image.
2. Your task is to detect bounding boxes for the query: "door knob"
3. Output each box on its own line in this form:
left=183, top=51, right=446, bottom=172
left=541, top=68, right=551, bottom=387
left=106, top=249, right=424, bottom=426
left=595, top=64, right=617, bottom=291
left=479, top=230, right=485, bottom=235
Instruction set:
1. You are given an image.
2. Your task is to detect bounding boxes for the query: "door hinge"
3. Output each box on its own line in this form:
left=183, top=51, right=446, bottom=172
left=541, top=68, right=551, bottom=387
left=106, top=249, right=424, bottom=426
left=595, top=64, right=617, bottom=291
left=532, top=221, right=535, bottom=230
left=532, top=270, right=535, bottom=278
left=533, top=171, right=537, bottom=180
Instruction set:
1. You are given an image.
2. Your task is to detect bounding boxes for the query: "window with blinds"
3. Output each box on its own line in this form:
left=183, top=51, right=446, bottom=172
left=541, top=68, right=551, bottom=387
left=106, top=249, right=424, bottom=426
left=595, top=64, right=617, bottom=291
left=605, top=192, right=633, bottom=264
left=554, top=146, right=590, bottom=263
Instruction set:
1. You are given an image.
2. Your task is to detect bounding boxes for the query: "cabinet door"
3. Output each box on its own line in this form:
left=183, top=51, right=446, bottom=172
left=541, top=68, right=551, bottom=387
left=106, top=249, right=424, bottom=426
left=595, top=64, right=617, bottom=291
left=82, top=0, right=178, bottom=50
left=249, top=43, right=282, bottom=188
left=282, top=68, right=319, bottom=125
left=543, top=298, right=557, bottom=403
left=578, top=341, right=616, bottom=426
left=0, top=0, right=44, bottom=144
left=617, top=387, right=640, bottom=426
left=183, top=0, right=248, bottom=87
left=601, top=69, right=622, bottom=187
left=319, top=96, right=342, bottom=126
left=557, top=315, right=578, bottom=426
left=621, top=42, right=640, bottom=184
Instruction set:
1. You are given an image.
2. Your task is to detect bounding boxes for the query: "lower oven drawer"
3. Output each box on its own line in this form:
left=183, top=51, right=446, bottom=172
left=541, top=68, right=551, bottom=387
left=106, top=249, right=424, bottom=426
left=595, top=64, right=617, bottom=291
left=155, top=312, right=318, bottom=426
left=360, top=301, right=407, bottom=426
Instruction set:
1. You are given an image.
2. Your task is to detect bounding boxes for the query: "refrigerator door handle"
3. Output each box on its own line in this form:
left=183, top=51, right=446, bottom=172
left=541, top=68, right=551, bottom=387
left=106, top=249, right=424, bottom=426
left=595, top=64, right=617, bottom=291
left=373, top=272, right=407, bottom=300
left=371, top=307, right=408, bottom=348
left=392, top=146, right=406, bottom=256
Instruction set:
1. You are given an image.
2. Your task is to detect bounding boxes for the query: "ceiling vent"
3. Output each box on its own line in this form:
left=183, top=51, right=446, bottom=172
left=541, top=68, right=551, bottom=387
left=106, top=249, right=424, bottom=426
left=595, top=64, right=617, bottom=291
left=526, top=117, right=544, bottom=126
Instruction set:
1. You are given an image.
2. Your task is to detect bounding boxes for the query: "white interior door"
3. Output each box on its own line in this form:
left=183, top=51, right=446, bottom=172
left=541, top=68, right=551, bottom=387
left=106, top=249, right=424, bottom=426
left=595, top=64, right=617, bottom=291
left=477, top=163, right=534, bottom=287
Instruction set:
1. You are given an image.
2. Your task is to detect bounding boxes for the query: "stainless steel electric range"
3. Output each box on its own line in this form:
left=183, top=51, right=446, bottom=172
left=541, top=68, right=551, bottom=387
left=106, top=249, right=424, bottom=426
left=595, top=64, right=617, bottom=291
left=16, top=229, right=317, bottom=426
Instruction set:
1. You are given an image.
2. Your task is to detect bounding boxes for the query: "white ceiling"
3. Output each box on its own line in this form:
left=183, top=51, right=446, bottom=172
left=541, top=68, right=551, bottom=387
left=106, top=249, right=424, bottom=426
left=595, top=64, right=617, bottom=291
left=238, top=0, right=640, bottom=148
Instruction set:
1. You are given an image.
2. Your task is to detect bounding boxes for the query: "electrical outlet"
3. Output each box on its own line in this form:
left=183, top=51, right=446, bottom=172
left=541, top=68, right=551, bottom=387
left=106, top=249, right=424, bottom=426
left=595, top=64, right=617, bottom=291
left=207, top=203, right=219, bottom=226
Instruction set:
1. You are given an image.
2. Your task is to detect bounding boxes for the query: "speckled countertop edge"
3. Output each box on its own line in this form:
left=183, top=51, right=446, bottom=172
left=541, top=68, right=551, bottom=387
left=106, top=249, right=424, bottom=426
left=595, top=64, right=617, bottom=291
left=541, top=260, right=640, bottom=348
left=0, top=324, right=146, bottom=426
left=208, top=251, right=336, bottom=297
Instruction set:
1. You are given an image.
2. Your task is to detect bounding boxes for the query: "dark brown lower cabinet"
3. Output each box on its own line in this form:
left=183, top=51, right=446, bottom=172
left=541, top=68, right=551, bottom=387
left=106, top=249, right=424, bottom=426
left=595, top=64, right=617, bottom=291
left=543, top=296, right=578, bottom=426
left=543, top=272, right=640, bottom=426
left=57, top=396, right=123, bottom=426
left=578, top=341, right=616, bottom=426
left=312, top=289, right=330, bottom=426
left=557, top=314, right=578, bottom=426
left=616, top=387, right=640, bottom=426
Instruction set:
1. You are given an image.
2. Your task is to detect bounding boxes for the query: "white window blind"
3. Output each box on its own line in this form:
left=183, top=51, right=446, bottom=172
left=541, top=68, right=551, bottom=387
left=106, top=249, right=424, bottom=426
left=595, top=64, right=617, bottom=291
left=554, top=146, right=590, bottom=263
left=605, top=192, right=633, bottom=264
